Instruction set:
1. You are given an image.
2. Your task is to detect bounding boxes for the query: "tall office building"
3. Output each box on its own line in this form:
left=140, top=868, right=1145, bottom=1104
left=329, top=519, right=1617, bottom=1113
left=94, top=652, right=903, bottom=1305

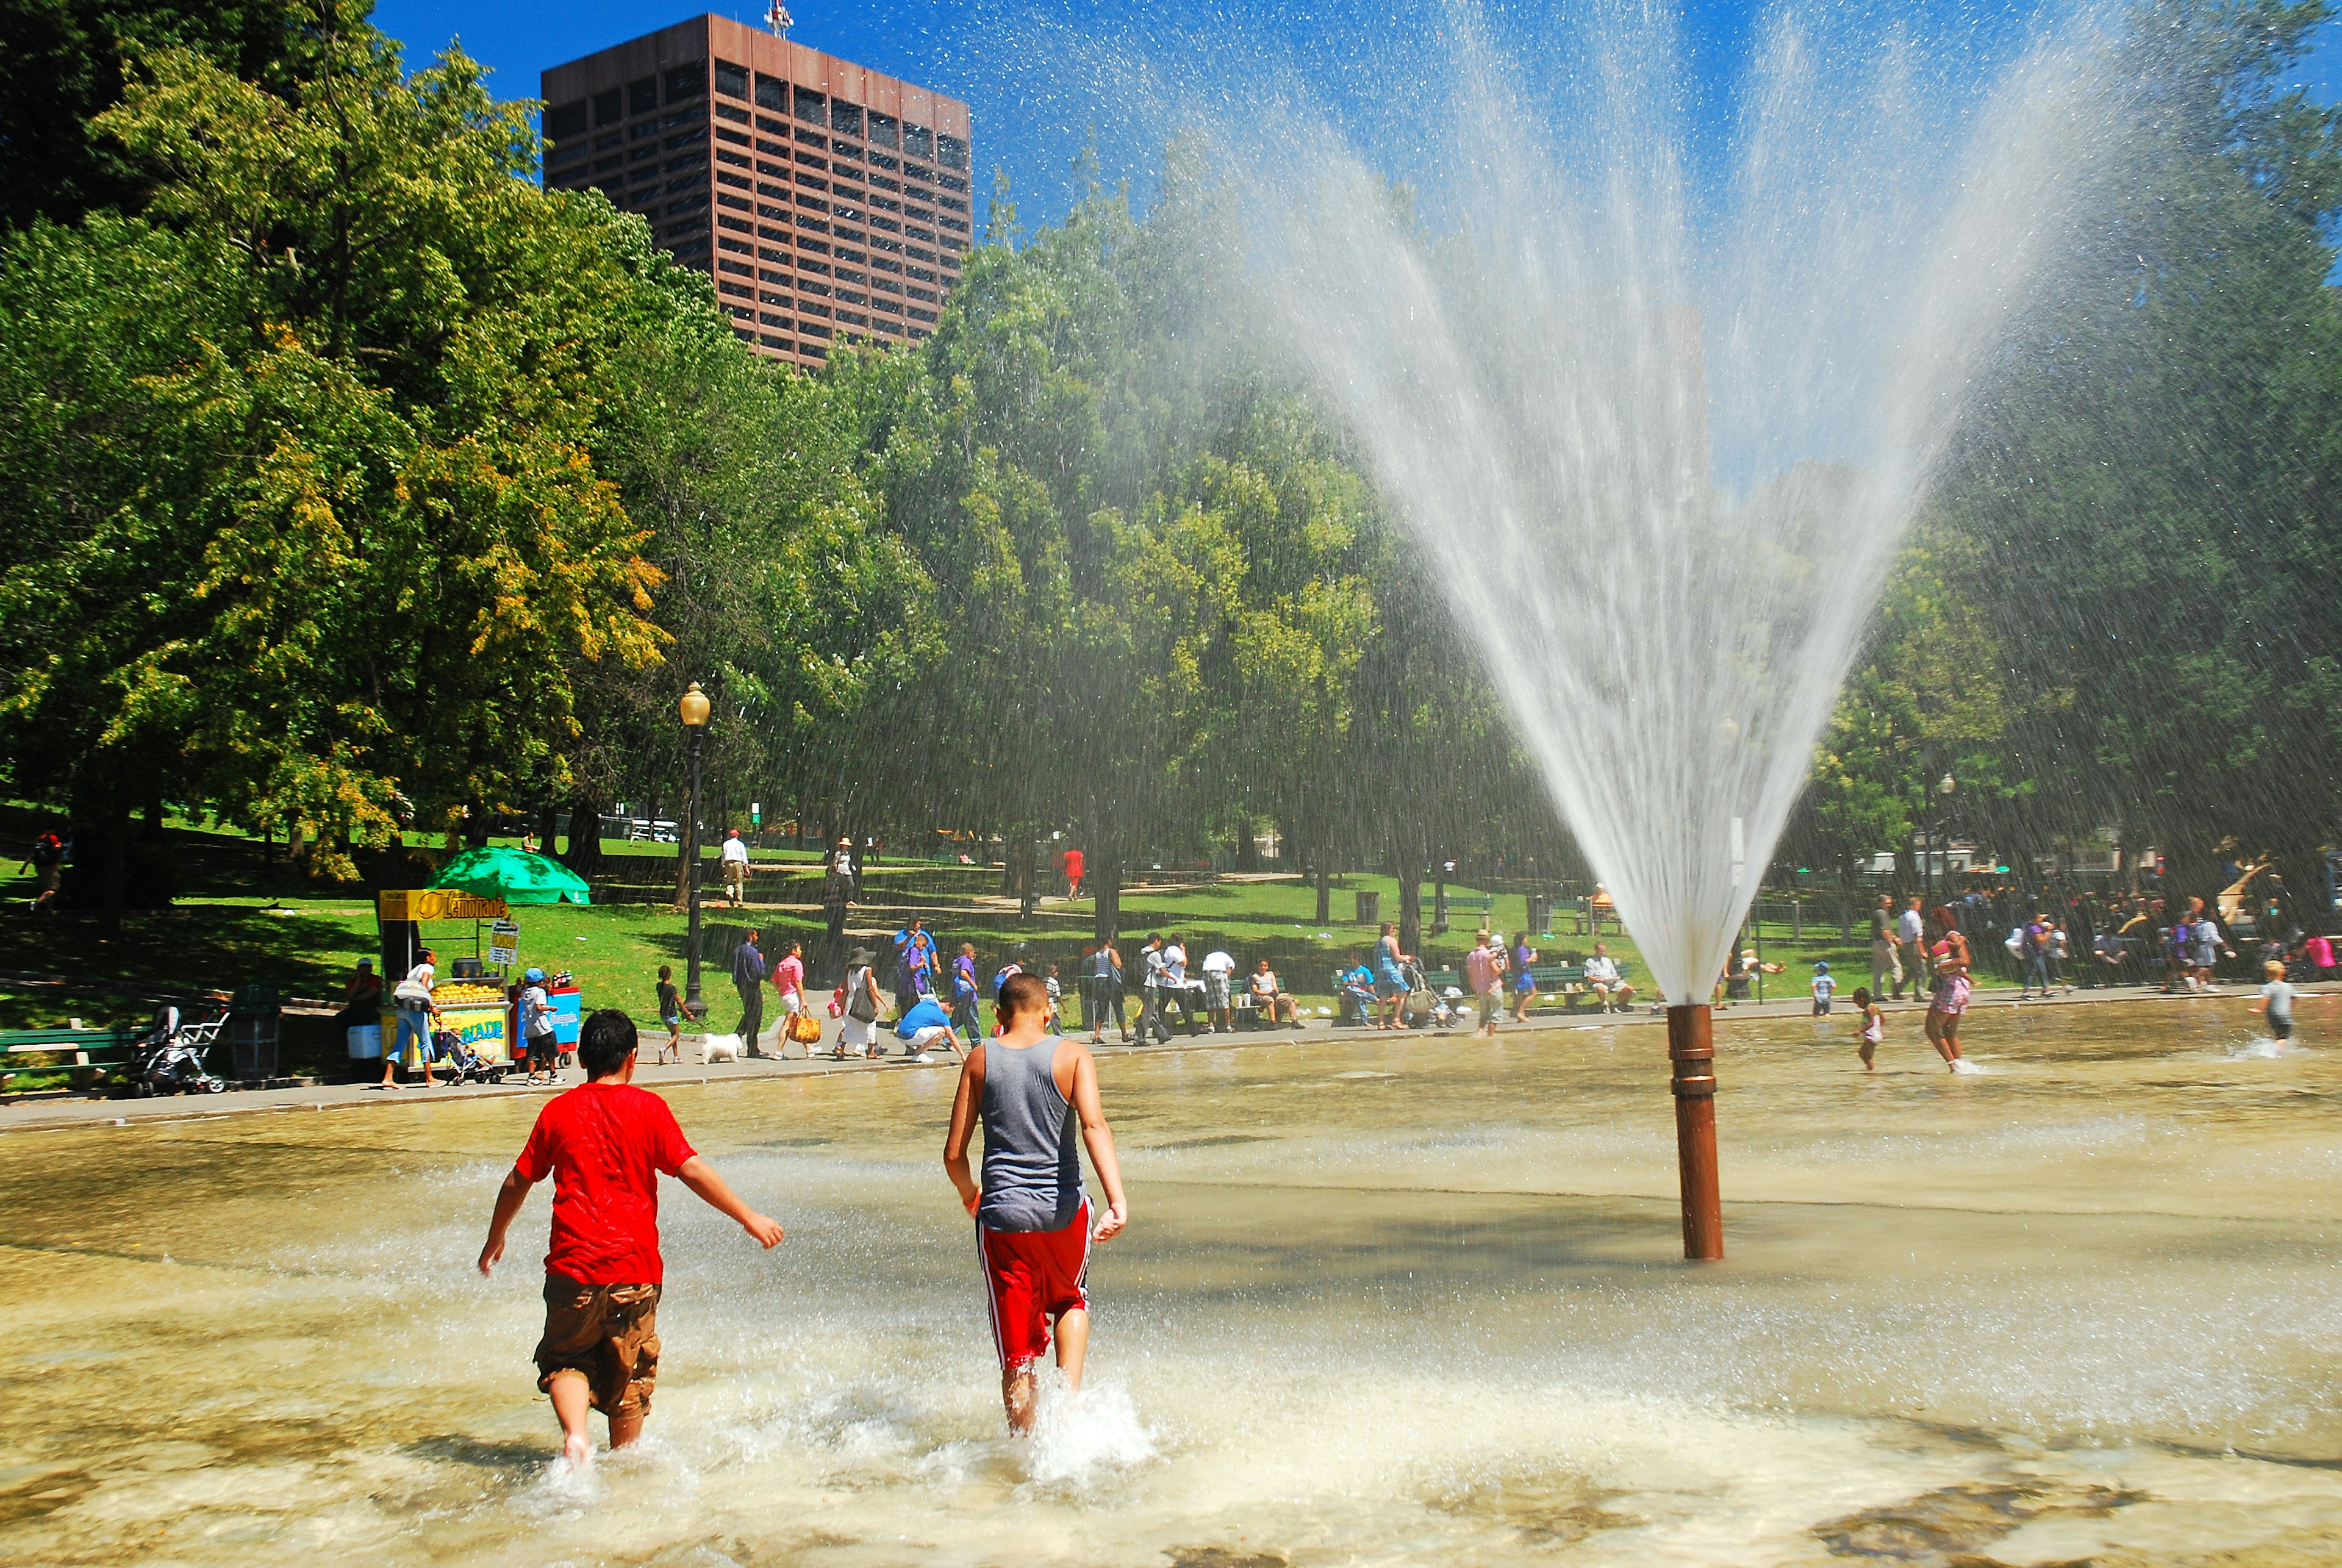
left=540, top=14, right=973, bottom=367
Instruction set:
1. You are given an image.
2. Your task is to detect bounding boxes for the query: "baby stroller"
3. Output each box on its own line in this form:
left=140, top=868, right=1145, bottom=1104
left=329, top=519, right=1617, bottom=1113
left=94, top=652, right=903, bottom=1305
left=1400, top=962, right=1461, bottom=1031
left=432, top=1029, right=503, bottom=1087
left=128, top=1004, right=228, bottom=1096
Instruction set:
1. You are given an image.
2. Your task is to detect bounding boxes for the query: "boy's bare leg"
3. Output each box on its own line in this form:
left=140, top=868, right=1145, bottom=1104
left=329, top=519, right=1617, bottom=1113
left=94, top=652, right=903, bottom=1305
left=608, top=1413, right=643, bottom=1448
left=1054, top=1305, right=1090, bottom=1393
left=548, top=1371, right=595, bottom=1466
left=1002, top=1366, right=1038, bottom=1433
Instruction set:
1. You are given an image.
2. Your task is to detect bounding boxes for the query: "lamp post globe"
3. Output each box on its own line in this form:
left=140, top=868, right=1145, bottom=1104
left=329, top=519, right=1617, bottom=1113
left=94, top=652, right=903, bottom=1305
left=680, top=683, right=711, bottom=1017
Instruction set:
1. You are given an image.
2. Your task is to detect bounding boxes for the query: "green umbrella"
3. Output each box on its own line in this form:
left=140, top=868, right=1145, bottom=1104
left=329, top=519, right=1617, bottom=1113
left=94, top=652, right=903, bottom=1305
left=429, top=846, right=592, bottom=906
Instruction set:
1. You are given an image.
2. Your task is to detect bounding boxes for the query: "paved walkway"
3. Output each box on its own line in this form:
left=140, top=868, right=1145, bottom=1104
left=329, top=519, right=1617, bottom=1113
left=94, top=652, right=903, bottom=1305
left=1, top=980, right=2312, bottom=1137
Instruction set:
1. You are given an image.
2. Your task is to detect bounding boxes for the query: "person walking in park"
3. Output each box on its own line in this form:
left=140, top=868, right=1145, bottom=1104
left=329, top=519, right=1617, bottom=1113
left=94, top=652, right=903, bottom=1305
left=837, top=946, right=885, bottom=1059
left=1137, top=934, right=1170, bottom=1044
left=1062, top=844, right=1085, bottom=900
left=654, top=965, right=682, bottom=1064
left=1511, top=933, right=1539, bottom=1023
left=1201, top=947, right=1237, bottom=1034
left=731, top=929, right=768, bottom=1057
left=822, top=839, right=854, bottom=961
left=1084, top=939, right=1126, bottom=1042
left=476, top=1009, right=784, bottom=1468
left=380, top=948, right=442, bottom=1089
left=1897, top=896, right=1926, bottom=1001
left=772, top=938, right=806, bottom=1040
left=1869, top=895, right=1901, bottom=1001
left=1373, top=923, right=1413, bottom=1031
left=719, top=829, right=751, bottom=907
left=1853, top=987, right=1885, bottom=1069
left=1922, top=908, right=1972, bottom=1070
left=1466, top=931, right=1503, bottom=1038
left=2190, top=899, right=2232, bottom=991
left=2019, top=912, right=2052, bottom=1000
left=942, top=972, right=1129, bottom=1434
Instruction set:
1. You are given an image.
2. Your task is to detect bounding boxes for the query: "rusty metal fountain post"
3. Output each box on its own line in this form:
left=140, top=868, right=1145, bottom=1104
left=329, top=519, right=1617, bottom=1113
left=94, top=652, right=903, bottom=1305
left=1667, top=1002, right=1724, bottom=1259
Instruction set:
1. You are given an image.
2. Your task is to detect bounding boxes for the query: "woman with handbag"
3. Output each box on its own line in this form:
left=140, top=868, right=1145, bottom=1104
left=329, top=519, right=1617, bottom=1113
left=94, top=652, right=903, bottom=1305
left=377, top=950, right=442, bottom=1089
left=837, top=947, right=886, bottom=1060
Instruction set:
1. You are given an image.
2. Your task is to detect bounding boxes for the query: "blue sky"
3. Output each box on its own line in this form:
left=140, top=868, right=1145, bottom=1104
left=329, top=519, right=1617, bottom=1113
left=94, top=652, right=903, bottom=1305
left=371, top=0, right=2342, bottom=234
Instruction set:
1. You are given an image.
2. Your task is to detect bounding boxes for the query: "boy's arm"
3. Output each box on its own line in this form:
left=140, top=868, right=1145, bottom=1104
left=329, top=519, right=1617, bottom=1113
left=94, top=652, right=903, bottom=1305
left=1069, top=1048, right=1128, bottom=1241
left=477, top=1167, right=537, bottom=1275
left=943, top=1047, right=985, bottom=1214
left=676, top=1156, right=785, bottom=1247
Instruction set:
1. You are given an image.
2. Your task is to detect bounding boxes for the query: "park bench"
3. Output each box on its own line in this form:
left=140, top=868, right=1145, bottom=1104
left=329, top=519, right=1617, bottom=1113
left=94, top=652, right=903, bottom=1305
left=1, top=1025, right=136, bottom=1095
left=1419, top=963, right=1635, bottom=1012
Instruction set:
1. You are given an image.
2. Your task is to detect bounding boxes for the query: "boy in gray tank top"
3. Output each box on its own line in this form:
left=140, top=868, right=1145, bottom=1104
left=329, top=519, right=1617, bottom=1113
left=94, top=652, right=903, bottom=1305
left=944, top=972, right=1130, bottom=1433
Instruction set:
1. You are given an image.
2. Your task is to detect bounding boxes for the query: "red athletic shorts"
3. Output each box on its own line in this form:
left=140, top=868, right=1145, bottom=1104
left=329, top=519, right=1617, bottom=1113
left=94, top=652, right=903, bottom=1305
left=978, top=1198, right=1092, bottom=1372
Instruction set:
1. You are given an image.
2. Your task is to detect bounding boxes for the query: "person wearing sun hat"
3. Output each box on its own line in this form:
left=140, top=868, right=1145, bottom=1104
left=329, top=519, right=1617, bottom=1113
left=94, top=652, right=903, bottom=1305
left=520, top=967, right=559, bottom=1084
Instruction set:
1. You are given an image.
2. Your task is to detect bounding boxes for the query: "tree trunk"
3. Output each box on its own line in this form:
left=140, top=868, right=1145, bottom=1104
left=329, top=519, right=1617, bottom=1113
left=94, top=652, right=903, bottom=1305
left=1233, top=814, right=1260, bottom=872
left=563, top=792, right=604, bottom=882
left=533, top=803, right=559, bottom=855
left=1398, top=858, right=1423, bottom=959
left=1314, top=860, right=1331, bottom=926
left=1091, top=854, right=1123, bottom=945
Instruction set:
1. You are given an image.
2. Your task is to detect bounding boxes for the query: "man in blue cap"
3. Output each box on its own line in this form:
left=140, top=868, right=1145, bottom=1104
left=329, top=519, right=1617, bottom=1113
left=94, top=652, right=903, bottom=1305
left=520, top=967, right=559, bottom=1083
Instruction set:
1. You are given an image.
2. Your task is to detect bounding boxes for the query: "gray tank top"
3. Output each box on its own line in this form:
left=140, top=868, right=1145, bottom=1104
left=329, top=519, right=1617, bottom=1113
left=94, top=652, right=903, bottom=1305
left=977, top=1037, right=1083, bottom=1233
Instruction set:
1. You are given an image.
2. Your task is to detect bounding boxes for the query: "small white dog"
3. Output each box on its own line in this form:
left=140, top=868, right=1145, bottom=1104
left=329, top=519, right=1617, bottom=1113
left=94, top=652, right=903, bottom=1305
left=699, top=1033, right=742, bottom=1065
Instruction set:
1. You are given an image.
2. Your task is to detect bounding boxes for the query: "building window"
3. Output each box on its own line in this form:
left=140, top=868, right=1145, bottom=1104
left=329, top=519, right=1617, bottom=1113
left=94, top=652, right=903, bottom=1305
left=719, top=237, right=754, bottom=255
left=759, top=310, right=789, bottom=327
left=665, top=193, right=709, bottom=214
left=720, top=279, right=753, bottom=298
left=629, top=121, right=658, bottom=142
left=866, top=110, right=900, bottom=148
left=757, top=204, right=790, bottom=222
left=837, top=288, right=868, bottom=306
left=718, top=258, right=753, bottom=276
left=871, top=255, right=903, bottom=274
left=548, top=145, right=588, bottom=169
left=798, top=277, right=832, bottom=297
left=594, top=155, right=622, bottom=173
left=666, top=127, right=707, bottom=151
left=715, top=105, right=749, bottom=127
left=908, top=285, right=939, bottom=303
left=590, top=88, right=621, bottom=127
left=830, top=100, right=862, bottom=137
left=794, top=86, right=825, bottom=124
left=718, top=149, right=750, bottom=170
left=759, top=333, right=791, bottom=349
left=800, top=321, right=832, bottom=338
left=831, top=141, right=864, bottom=166
left=868, top=151, right=900, bottom=174
left=798, top=256, right=831, bottom=274
left=907, top=265, right=936, bottom=282
left=760, top=267, right=790, bottom=284
left=908, top=307, right=938, bottom=323
left=873, top=275, right=903, bottom=294
left=757, top=244, right=790, bottom=262
left=548, top=101, right=588, bottom=140
left=939, top=173, right=969, bottom=193
left=629, top=77, right=658, bottom=116
left=904, top=124, right=934, bottom=160
left=667, top=62, right=705, bottom=102
left=797, top=235, right=831, bottom=254
left=754, top=74, right=787, bottom=113
left=937, top=135, right=969, bottom=171
left=837, top=309, right=870, bottom=328
left=714, top=60, right=748, bottom=99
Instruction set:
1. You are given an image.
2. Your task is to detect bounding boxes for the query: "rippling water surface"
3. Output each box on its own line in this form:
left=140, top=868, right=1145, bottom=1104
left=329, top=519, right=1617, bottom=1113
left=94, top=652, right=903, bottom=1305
left=4, top=995, right=2338, bottom=1565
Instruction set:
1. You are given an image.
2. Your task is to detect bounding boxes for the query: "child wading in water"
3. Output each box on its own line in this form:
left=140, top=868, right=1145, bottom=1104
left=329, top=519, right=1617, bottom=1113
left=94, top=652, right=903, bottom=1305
left=2251, top=959, right=2296, bottom=1044
left=656, top=964, right=682, bottom=1064
left=478, top=1009, right=784, bottom=1466
left=1853, top=987, right=1884, bottom=1069
left=944, top=972, right=1129, bottom=1433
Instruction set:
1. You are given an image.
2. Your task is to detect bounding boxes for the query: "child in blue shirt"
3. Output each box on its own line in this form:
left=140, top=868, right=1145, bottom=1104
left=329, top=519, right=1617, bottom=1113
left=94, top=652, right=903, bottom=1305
left=1811, top=961, right=1836, bottom=1016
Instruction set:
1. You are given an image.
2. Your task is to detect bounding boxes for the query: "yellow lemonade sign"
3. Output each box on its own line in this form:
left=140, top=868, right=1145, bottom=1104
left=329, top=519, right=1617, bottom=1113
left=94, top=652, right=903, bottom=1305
left=377, top=889, right=511, bottom=922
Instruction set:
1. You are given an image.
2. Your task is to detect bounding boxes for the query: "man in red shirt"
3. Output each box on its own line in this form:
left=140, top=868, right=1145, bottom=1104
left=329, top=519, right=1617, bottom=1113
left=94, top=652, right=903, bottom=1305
left=478, top=1009, right=784, bottom=1467
left=1061, top=845, right=1084, bottom=900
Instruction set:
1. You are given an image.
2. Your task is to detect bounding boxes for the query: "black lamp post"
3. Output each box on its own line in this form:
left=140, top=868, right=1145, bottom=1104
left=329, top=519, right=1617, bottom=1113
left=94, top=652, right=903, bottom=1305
left=680, top=681, right=711, bottom=1017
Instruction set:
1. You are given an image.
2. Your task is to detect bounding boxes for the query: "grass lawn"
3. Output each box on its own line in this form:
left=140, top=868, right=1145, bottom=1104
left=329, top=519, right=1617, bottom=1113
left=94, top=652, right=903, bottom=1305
left=0, top=801, right=2007, bottom=1053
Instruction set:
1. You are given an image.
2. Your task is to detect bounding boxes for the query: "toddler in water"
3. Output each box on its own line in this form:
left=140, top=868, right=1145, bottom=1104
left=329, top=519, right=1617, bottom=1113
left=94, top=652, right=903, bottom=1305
left=1811, top=961, right=1836, bottom=1016
left=1853, top=987, right=1883, bottom=1069
left=2251, top=959, right=2296, bottom=1044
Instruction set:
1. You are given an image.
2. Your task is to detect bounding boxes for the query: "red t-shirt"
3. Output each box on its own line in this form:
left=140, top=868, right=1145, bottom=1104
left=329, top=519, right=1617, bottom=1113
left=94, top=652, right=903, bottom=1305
left=514, top=1081, right=697, bottom=1284
left=1062, top=848, right=1084, bottom=879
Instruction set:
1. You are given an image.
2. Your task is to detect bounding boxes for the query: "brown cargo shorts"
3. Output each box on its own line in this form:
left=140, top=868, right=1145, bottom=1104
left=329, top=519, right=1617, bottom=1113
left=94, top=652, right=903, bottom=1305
left=534, top=1274, right=662, bottom=1419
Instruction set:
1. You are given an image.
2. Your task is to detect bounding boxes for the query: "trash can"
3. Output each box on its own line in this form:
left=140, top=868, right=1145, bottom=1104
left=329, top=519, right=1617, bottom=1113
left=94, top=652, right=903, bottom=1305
left=230, top=983, right=281, bottom=1080
left=1355, top=890, right=1381, bottom=926
left=1527, top=893, right=1553, bottom=935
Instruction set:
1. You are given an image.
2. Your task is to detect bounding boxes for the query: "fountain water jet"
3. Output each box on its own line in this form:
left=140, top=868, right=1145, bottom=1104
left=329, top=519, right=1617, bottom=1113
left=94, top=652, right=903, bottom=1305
left=1247, top=4, right=2111, bottom=1255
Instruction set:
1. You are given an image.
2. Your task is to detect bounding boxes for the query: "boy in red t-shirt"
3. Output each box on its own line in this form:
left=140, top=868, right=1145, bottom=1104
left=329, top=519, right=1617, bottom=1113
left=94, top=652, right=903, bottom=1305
left=478, top=1008, right=783, bottom=1466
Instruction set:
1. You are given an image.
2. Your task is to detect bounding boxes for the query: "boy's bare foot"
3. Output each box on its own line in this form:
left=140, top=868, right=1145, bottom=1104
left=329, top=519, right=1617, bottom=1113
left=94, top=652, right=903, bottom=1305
left=562, top=1432, right=592, bottom=1469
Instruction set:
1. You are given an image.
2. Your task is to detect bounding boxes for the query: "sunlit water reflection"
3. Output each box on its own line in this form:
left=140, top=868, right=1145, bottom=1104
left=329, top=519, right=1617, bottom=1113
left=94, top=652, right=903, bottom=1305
left=4, top=995, right=2338, bottom=1564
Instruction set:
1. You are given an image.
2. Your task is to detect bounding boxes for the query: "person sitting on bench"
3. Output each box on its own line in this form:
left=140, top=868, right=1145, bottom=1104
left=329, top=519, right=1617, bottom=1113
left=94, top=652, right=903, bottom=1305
left=1583, top=943, right=1635, bottom=1013
left=1249, top=960, right=1300, bottom=1028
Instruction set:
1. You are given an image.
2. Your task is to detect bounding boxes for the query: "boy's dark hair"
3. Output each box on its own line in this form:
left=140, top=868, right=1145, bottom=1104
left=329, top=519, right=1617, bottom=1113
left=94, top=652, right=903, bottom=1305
left=997, top=972, right=1051, bottom=1021
left=1146, top=932, right=1162, bottom=945
left=579, top=1009, right=639, bottom=1078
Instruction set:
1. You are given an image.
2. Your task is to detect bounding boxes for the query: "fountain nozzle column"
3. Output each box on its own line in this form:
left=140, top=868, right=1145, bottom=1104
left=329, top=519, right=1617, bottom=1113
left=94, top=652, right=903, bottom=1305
left=1666, top=1003, right=1724, bottom=1260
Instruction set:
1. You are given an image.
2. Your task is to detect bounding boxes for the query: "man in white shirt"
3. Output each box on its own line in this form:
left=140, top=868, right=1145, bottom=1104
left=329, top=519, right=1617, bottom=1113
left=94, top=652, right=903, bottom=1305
left=1158, top=936, right=1200, bottom=1037
left=719, top=829, right=751, bottom=906
left=1583, top=942, right=1634, bottom=1012
left=1896, top=897, right=1925, bottom=1000
left=1200, top=948, right=1237, bottom=1033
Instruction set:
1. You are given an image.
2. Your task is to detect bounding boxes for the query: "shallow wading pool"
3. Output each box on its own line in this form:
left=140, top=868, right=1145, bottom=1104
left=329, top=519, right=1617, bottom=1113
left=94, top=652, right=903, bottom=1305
left=2, top=995, right=2338, bottom=1565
